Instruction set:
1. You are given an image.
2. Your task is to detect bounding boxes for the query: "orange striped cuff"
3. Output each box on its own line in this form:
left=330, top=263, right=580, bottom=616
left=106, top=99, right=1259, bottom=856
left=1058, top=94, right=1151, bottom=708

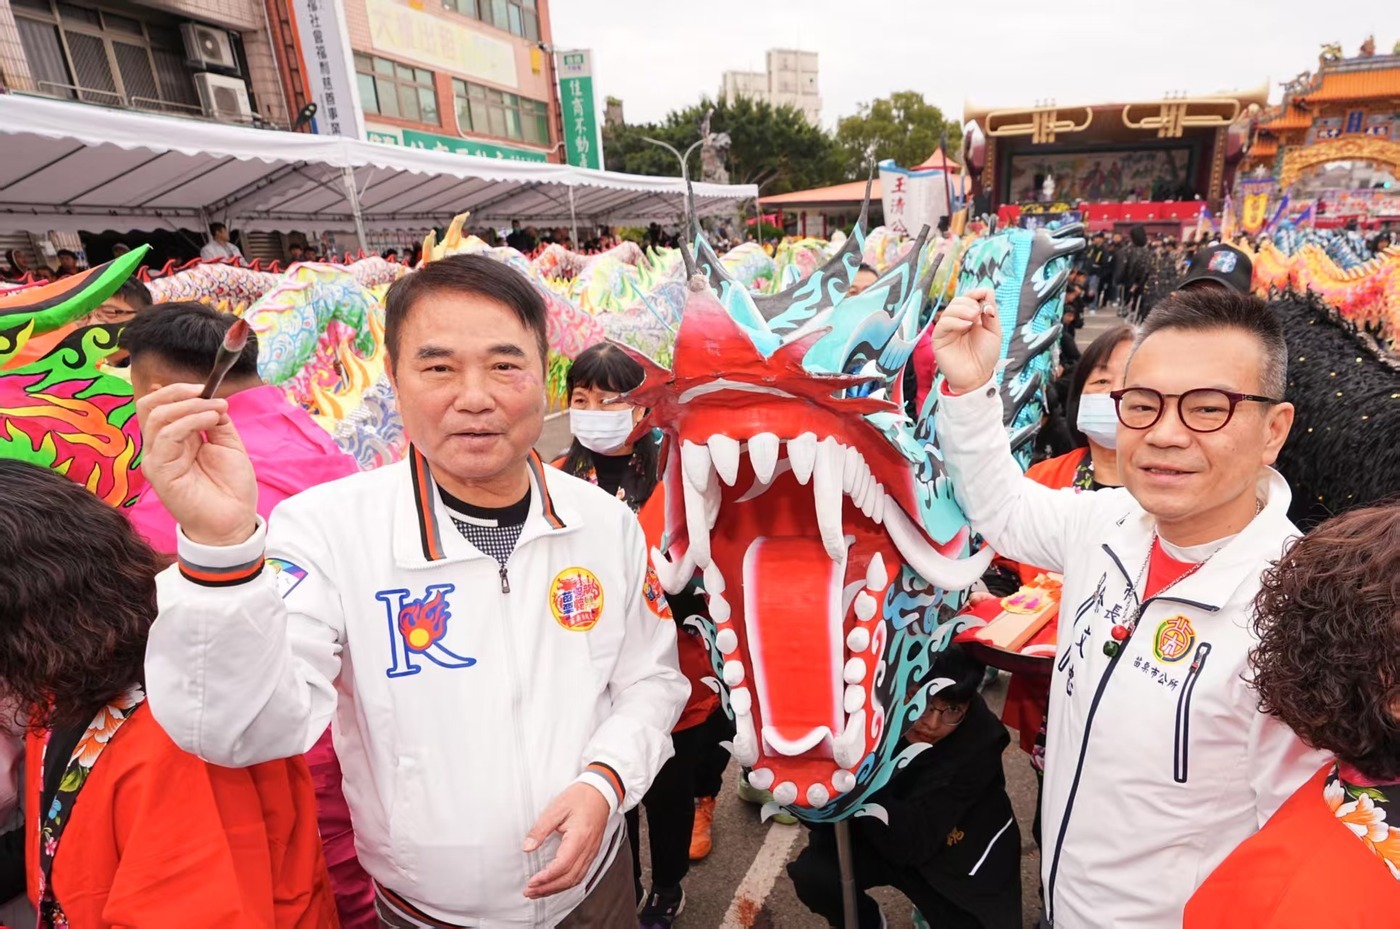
left=585, top=762, right=625, bottom=807
left=178, top=554, right=266, bottom=588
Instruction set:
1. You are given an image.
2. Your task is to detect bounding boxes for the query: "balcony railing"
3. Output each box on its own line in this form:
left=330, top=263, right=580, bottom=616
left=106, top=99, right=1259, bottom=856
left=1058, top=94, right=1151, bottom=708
left=32, top=80, right=285, bottom=129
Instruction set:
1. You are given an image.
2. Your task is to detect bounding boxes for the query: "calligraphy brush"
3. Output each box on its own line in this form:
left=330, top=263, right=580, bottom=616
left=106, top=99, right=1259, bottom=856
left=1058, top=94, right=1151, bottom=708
left=200, top=318, right=251, bottom=400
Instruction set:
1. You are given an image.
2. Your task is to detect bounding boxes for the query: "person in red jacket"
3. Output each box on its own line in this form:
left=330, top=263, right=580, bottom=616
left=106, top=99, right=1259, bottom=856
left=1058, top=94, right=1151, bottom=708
left=0, top=460, right=338, bottom=929
left=552, top=343, right=719, bottom=929
left=1185, top=503, right=1400, bottom=926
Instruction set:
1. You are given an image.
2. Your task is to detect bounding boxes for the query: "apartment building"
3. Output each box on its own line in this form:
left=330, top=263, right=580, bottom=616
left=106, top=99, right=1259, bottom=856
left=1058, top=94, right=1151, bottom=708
left=719, top=47, right=820, bottom=126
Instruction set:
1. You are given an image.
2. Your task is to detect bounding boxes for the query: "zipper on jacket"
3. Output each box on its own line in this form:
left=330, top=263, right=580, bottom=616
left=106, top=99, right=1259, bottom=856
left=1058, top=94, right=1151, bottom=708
left=1044, top=544, right=1220, bottom=923
left=495, top=549, right=543, bottom=924
left=1173, top=642, right=1211, bottom=784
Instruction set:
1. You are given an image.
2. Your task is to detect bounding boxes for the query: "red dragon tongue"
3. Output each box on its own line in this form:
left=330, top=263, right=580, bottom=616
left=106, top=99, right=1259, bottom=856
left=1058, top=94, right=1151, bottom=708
left=742, top=536, right=843, bottom=758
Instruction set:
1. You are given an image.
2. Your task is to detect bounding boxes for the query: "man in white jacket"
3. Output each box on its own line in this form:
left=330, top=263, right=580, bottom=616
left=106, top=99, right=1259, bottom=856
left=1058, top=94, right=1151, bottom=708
left=138, top=255, right=688, bottom=928
left=931, top=286, right=1330, bottom=928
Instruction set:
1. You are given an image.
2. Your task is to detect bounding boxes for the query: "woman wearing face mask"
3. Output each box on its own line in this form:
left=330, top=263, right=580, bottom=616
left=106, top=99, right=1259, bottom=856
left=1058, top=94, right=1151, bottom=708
left=979, top=324, right=1134, bottom=854
left=553, top=343, right=720, bottom=929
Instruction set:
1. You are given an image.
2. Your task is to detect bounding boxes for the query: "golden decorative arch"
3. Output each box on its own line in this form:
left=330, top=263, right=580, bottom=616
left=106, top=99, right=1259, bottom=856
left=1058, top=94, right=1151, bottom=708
left=1278, top=135, right=1400, bottom=189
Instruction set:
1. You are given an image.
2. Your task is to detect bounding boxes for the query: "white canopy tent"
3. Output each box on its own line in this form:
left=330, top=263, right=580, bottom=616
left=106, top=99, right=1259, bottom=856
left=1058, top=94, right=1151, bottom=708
left=0, top=94, right=757, bottom=239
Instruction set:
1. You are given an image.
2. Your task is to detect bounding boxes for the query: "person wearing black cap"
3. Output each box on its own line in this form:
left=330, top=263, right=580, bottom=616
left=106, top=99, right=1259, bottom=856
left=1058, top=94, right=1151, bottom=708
left=1179, top=243, right=1253, bottom=295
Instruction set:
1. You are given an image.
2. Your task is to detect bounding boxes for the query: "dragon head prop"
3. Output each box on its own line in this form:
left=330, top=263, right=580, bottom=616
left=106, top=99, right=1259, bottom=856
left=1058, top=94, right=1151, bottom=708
left=622, top=213, right=1080, bottom=822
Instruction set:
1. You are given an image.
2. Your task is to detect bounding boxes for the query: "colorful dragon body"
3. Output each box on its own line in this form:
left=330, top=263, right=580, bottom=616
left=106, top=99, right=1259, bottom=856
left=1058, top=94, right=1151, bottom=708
left=956, top=225, right=1085, bottom=465
left=1251, top=239, right=1400, bottom=351
left=0, top=250, right=150, bottom=507
left=623, top=216, right=1078, bottom=822
left=1270, top=289, right=1400, bottom=529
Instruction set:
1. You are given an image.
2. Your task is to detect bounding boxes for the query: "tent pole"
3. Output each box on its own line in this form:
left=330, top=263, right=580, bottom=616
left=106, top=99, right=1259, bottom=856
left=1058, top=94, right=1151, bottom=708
left=341, top=166, right=369, bottom=253
left=568, top=185, right=578, bottom=249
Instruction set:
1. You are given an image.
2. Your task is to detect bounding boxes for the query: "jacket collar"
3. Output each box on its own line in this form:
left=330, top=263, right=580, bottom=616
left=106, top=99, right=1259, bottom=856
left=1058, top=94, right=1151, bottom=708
left=1101, top=468, right=1296, bottom=612
left=395, top=446, right=572, bottom=567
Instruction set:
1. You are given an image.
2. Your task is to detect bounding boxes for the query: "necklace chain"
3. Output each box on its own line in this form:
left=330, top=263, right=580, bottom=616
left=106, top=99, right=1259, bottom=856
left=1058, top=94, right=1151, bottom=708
left=1104, top=497, right=1264, bottom=657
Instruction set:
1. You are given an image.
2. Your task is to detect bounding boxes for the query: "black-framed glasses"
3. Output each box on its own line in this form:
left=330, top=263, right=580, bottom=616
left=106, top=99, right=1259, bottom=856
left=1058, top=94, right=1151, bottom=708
left=1109, top=387, right=1282, bottom=434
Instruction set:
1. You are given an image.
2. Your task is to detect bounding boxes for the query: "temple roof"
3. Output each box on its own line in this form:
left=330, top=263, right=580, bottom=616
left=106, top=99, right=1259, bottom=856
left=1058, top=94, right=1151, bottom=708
left=1294, top=64, right=1400, bottom=103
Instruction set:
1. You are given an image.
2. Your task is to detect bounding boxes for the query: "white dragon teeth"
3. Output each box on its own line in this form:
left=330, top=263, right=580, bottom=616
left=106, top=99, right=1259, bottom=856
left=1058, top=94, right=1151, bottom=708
left=832, top=769, right=857, bottom=793
left=708, top=435, right=741, bottom=486
left=842, top=444, right=862, bottom=495
left=813, top=438, right=847, bottom=561
left=747, top=767, right=774, bottom=790
left=716, top=628, right=738, bottom=654
left=681, top=440, right=711, bottom=492
left=866, top=552, right=887, bottom=590
left=854, top=591, right=877, bottom=621
left=787, top=432, right=817, bottom=484
left=747, top=432, right=780, bottom=485
left=843, top=657, right=867, bottom=684
left=806, top=783, right=831, bottom=808
left=723, top=660, right=746, bottom=686
left=833, top=709, right=867, bottom=769
left=703, top=562, right=726, bottom=596
left=772, top=781, right=798, bottom=806
left=731, top=708, right=760, bottom=765
left=846, top=626, right=871, bottom=652
left=729, top=685, right=752, bottom=715
left=843, top=684, right=866, bottom=713
left=650, top=545, right=694, bottom=596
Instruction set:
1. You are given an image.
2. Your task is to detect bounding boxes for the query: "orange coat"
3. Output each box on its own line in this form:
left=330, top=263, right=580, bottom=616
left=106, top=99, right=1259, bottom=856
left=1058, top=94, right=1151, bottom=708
left=26, top=707, right=339, bottom=929
left=1185, top=764, right=1400, bottom=927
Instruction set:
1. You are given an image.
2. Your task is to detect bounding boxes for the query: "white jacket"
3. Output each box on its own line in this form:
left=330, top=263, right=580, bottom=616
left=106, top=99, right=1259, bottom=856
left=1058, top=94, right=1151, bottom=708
left=937, top=380, right=1329, bottom=929
left=145, top=449, right=687, bottom=928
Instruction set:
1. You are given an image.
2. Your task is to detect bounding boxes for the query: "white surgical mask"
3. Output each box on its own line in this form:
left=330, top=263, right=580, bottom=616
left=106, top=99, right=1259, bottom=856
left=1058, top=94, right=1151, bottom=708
left=1076, top=392, right=1119, bottom=449
left=570, top=407, right=635, bottom=455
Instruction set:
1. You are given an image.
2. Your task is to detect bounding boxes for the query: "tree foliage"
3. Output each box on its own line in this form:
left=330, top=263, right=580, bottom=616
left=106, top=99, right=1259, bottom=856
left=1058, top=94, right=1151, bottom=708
left=833, top=91, right=962, bottom=176
left=603, top=96, right=842, bottom=195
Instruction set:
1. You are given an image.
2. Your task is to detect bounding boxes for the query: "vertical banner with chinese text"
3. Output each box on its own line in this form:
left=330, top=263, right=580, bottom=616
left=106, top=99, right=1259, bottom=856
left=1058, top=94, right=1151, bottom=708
left=557, top=50, right=603, bottom=170
left=878, top=159, right=954, bottom=238
left=290, top=0, right=365, bottom=138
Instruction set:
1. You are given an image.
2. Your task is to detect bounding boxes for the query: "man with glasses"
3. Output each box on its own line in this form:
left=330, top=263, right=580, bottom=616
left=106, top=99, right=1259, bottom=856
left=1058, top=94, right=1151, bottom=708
left=930, top=287, right=1329, bottom=929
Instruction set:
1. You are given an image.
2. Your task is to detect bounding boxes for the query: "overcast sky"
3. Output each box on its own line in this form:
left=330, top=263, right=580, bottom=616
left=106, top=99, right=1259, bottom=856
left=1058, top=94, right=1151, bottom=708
left=549, top=1, right=1388, bottom=131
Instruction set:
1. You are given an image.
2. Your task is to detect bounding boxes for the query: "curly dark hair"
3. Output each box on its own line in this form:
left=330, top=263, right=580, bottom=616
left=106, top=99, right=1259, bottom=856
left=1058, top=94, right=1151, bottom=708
left=0, top=460, right=161, bottom=731
left=1249, top=502, right=1400, bottom=780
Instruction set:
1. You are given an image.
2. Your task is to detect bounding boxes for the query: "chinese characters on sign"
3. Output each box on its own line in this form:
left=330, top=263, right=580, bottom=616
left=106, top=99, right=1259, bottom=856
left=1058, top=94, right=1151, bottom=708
left=290, top=0, right=364, bottom=137
left=878, top=159, right=955, bottom=239
left=367, top=126, right=547, bottom=163
left=556, top=51, right=603, bottom=170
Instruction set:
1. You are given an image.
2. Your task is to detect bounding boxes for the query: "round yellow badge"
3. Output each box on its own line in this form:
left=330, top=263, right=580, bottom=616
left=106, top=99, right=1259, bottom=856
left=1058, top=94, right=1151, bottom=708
left=550, top=567, right=605, bottom=632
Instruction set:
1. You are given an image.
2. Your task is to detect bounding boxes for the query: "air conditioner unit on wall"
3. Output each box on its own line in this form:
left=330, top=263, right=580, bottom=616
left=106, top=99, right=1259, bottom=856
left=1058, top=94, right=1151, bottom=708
left=194, top=73, right=253, bottom=123
left=182, top=22, right=239, bottom=74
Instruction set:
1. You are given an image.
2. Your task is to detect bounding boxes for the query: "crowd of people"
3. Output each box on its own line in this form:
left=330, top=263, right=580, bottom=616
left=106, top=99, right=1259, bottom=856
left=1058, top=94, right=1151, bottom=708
left=0, top=219, right=1396, bottom=929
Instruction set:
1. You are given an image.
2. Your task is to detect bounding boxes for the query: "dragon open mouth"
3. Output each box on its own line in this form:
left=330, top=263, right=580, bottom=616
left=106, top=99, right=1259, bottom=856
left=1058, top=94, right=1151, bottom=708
left=653, top=428, right=979, bottom=810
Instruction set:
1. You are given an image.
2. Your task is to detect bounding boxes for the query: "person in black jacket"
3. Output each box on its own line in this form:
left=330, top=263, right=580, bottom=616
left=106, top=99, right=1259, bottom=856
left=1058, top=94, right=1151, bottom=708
left=787, top=645, right=1021, bottom=929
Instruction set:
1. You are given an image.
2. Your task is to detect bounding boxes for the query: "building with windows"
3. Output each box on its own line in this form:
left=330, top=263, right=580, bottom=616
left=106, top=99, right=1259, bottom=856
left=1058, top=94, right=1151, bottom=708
left=0, top=0, right=288, bottom=126
left=719, top=48, right=820, bottom=126
left=343, top=0, right=563, bottom=162
left=0, top=0, right=297, bottom=268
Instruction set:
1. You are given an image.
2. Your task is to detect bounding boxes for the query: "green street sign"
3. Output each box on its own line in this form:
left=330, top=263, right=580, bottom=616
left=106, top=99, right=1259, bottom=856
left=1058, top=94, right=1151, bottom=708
left=556, top=50, right=602, bottom=170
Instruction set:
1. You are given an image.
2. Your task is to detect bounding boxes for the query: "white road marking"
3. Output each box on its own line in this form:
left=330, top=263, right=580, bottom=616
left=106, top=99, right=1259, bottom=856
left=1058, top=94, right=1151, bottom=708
left=719, top=821, right=802, bottom=929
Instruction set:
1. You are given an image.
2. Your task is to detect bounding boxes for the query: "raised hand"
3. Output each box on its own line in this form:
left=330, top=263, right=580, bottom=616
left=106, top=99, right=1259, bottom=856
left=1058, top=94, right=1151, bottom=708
left=931, top=287, right=1003, bottom=394
left=136, top=383, right=258, bottom=547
